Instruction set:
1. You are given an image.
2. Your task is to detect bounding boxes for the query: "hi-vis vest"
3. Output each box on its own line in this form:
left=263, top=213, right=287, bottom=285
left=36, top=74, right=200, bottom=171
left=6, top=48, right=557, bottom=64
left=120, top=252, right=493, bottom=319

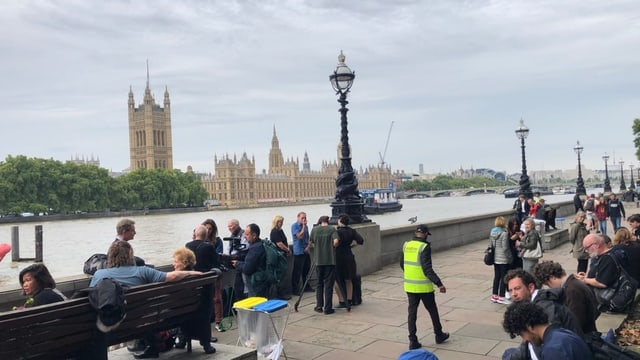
left=403, top=240, right=434, bottom=293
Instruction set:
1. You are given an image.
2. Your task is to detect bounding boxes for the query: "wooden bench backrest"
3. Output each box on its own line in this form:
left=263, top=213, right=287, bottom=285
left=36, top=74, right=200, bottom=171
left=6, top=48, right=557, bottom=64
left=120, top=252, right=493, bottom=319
left=0, top=272, right=218, bottom=359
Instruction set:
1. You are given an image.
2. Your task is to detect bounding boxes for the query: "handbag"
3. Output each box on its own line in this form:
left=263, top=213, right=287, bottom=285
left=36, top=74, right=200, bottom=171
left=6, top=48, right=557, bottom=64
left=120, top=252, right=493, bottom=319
left=594, top=253, right=638, bottom=312
left=522, top=235, right=543, bottom=259
left=483, top=239, right=495, bottom=266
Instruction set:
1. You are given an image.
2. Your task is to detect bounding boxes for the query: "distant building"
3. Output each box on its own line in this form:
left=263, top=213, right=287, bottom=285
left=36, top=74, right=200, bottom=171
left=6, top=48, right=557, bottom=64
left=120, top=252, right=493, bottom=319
left=69, top=154, right=100, bottom=167
left=201, top=127, right=392, bottom=207
left=127, top=65, right=173, bottom=171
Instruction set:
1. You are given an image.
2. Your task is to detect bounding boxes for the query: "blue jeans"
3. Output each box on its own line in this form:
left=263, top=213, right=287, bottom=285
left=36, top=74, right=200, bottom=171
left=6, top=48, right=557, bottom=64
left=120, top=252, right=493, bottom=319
left=598, top=220, right=607, bottom=235
left=611, top=217, right=622, bottom=232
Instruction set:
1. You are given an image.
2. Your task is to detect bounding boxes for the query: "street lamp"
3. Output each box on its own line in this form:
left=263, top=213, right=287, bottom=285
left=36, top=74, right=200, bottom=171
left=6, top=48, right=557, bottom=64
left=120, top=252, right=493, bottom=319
left=328, top=51, right=370, bottom=224
left=630, top=164, right=635, bottom=190
left=573, top=141, right=586, bottom=195
left=620, top=159, right=626, bottom=191
left=602, top=153, right=611, bottom=193
left=515, top=118, right=532, bottom=199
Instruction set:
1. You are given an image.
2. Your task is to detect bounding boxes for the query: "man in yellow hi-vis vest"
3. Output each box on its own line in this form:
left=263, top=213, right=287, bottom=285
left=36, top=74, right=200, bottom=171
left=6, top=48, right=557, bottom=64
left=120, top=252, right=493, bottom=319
left=401, top=224, right=449, bottom=350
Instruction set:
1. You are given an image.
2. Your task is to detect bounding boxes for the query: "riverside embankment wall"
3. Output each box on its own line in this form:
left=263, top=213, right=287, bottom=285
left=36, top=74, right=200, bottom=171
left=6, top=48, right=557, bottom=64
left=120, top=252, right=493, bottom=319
left=0, top=200, right=575, bottom=310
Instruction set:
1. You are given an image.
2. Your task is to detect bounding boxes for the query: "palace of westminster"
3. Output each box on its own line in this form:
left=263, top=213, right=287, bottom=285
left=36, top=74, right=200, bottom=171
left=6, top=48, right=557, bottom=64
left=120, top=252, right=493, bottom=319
left=117, top=75, right=393, bottom=207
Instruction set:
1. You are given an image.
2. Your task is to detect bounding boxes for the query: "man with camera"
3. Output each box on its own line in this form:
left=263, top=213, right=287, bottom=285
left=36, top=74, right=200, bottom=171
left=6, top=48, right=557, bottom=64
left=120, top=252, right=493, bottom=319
left=231, top=224, right=269, bottom=297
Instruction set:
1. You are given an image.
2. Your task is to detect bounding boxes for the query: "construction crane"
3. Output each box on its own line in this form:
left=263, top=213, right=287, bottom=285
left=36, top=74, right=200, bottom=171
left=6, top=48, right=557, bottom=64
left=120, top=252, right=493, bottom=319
left=379, top=121, right=394, bottom=167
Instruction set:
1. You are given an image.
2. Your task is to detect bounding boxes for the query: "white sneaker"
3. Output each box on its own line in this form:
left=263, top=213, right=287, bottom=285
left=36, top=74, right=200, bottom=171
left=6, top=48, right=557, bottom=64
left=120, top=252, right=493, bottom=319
left=497, top=297, right=511, bottom=305
left=215, top=322, right=225, bottom=332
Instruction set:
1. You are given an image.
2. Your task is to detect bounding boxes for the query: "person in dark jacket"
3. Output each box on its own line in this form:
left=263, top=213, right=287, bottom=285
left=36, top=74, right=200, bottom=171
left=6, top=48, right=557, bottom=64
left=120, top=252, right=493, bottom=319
left=334, top=213, right=364, bottom=309
left=503, top=302, right=593, bottom=360
left=606, top=193, right=625, bottom=232
left=18, top=263, right=66, bottom=308
left=182, top=225, right=218, bottom=354
left=233, top=223, right=269, bottom=297
left=612, top=227, right=640, bottom=285
left=513, top=194, right=530, bottom=224
left=573, top=193, right=584, bottom=213
left=532, top=261, right=599, bottom=335
left=502, top=269, right=581, bottom=360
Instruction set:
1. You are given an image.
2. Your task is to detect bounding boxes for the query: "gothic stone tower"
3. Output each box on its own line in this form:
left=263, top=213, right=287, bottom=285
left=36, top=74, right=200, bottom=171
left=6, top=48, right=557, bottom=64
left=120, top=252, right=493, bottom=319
left=128, top=64, right=173, bottom=170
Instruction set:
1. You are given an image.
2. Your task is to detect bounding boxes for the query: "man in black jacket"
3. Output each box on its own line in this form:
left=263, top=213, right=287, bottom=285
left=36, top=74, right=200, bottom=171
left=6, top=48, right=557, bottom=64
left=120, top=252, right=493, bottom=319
left=232, top=223, right=268, bottom=297
left=502, top=269, right=581, bottom=360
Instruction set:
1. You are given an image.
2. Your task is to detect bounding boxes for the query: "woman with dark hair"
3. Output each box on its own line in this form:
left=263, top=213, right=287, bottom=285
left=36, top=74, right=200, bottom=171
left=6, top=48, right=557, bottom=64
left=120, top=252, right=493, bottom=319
left=202, top=219, right=223, bottom=254
left=201, top=218, right=225, bottom=332
left=507, top=218, right=523, bottom=270
left=18, top=263, right=66, bottom=308
left=334, top=213, right=364, bottom=309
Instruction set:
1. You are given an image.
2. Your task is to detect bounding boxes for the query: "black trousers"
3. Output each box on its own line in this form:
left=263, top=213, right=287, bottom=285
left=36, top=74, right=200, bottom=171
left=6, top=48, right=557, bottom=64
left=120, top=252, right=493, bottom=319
left=315, top=265, right=336, bottom=311
left=407, top=291, right=443, bottom=342
left=292, top=253, right=311, bottom=292
left=492, top=263, right=510, bottom=297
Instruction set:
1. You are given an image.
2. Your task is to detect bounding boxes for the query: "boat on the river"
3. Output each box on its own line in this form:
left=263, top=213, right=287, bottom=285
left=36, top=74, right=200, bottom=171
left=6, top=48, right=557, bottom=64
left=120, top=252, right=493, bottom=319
left=360, top=188, right=403, bottom=214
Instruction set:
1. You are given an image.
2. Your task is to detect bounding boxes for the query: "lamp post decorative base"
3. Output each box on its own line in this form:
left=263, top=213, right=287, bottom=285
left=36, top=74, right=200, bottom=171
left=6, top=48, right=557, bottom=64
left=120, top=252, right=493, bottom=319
left=329, top=200, right=371, bottom=225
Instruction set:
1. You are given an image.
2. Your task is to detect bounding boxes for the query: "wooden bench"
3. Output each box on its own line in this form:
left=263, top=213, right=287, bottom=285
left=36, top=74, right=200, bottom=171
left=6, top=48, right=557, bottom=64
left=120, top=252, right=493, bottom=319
left=0, top=271, right=221, bottom=359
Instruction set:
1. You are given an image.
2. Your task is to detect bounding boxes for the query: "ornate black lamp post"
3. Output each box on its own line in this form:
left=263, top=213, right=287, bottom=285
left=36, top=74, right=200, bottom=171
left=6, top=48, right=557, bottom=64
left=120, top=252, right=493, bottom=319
left=515, top=118, right=533, bottom=199
left=602, top=153, right=611, bottom=193
left=328, top=51, right=370, bottom=224
left=573, top=141, right=586, bottom=195
left=620, top=159, right=626, bottom=191
left=630, top=164, right=635, bottom=190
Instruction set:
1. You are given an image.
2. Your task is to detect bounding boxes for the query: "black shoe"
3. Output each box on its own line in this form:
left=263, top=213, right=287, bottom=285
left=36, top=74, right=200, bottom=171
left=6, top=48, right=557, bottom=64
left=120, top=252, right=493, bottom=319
left=127, top=340, right=146, bottom=352
left=435, top=332, right=450, bottom=344
left=210, top=336, right=218, bottom=343
left=314, top=306, right=323, bottom=313
left=409, top=341, right=422, bottom=350
left=133, top=347, right=159, bottom=359
left=203, top=344, right=216, bottom=354
left=324, top=308, right=335, bottom=315
left=336, top=301, right=347, bottom=308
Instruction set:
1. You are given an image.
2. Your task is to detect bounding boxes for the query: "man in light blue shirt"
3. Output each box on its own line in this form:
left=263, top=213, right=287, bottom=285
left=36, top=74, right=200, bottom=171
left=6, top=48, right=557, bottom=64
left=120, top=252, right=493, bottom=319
left=291, top=211, right=312, bottom=293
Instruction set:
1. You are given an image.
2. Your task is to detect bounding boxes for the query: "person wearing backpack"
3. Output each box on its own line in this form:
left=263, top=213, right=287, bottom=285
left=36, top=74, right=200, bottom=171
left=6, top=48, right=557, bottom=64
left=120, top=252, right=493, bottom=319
left=232, top=223, right=269, bottom=297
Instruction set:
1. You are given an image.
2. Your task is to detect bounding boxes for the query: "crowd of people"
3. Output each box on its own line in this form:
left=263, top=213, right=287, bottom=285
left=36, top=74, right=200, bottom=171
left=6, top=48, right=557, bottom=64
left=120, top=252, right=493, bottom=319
left=497, top=192, right=640, bottom=360
left=11, top=211, right=371, bottom=358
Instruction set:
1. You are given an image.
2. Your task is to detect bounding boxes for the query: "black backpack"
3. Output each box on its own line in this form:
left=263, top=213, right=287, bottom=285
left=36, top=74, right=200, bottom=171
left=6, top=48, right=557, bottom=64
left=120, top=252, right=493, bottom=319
left=584, top=331, right=640, bottom=360
left=585, top=199, right=595, bottom=211
left=87, top=278, right=127, bottom=332
left=83, top=253, right=108, bottom=275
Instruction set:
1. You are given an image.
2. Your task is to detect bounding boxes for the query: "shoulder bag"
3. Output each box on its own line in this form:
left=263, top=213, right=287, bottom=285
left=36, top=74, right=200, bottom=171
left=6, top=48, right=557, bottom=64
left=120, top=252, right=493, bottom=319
left=522, top=234, right=543, bottom=260
left=483, top=238, right=495, bottom=266
left=594, top=253, right=638, bottom=313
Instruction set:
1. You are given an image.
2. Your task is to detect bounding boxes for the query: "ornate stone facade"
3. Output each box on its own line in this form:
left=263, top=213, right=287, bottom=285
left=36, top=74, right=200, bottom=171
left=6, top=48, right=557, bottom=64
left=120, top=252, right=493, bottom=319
left=202, top=127, right=392, bottom=207
left=128, top=68, right=173, bottom=170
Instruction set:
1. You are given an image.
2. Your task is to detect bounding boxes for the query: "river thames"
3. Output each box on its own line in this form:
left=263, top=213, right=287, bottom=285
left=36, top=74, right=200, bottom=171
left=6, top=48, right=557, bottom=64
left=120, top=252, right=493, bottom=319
left=0, top=193, right=579, bottom=287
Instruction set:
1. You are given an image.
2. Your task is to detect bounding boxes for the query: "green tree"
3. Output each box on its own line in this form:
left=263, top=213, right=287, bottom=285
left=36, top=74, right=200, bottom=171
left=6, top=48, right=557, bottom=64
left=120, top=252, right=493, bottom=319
left=633, top=118, right=640, bottom=160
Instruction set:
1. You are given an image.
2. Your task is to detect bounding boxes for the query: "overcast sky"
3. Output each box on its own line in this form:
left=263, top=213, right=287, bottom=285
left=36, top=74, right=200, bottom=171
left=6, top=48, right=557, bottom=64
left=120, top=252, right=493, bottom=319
left=1, top=1, right=639, bottom=176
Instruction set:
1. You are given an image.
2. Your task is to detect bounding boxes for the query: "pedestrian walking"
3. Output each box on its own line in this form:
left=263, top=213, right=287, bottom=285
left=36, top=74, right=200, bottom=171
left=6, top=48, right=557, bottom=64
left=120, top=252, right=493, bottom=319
left=401, top=224, right=449, bottom=350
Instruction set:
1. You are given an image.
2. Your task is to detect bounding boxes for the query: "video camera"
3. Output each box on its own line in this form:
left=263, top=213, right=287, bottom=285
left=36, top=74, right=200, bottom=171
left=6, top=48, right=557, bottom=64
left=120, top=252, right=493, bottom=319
left=220, top=236, right=249, bottom=269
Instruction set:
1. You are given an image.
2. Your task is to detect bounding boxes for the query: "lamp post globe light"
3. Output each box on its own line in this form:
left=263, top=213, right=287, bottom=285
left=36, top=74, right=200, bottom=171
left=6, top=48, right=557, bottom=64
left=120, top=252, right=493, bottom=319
left=328, top=51, right=370, bottom=225
left=630, top=164, right=636, bottom=190
left=620, top=159, right=626, bottom=191
left=602, top=153, right=611, bottom=193
left=515, top=118, right=533, bottom=199
left=573, top=141, right=586, bottom=195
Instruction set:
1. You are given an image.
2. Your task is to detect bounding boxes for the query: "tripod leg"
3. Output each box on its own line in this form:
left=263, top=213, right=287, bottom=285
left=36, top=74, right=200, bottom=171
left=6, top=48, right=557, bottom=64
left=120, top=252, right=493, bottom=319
left=294, top=260, right=316, bottom=312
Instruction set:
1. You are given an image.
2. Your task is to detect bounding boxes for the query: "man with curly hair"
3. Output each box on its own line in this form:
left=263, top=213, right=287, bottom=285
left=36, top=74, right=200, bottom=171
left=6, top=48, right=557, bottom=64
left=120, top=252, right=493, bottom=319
left=502, top=302, right=593, bottom=360
left=532, top=261, right=599, bottom=334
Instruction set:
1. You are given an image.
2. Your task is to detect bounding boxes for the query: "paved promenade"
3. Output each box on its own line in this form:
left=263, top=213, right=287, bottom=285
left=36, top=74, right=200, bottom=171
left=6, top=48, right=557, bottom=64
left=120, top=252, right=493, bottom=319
left=111, top=211, right=632, bottom=360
